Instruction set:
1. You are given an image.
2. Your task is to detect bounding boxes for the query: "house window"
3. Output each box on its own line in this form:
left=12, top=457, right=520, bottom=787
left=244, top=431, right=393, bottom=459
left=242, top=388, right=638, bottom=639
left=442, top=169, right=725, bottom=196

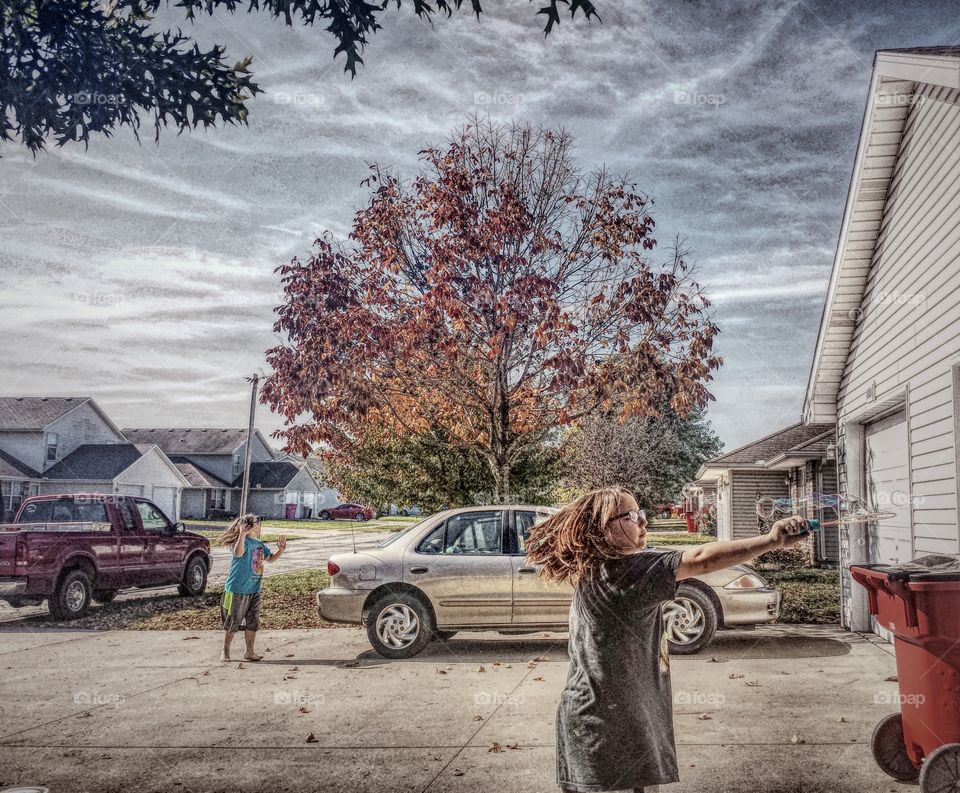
left=232, top=451, right=241, bottom=477
left=211, top=489, right=226, bottom=510
left=45, top=432, right=59, bottom=462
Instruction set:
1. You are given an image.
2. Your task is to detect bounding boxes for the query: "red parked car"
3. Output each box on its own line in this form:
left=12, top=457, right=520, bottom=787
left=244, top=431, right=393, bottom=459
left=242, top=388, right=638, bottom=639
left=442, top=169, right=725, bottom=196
left=0, top=493, right=211, bottom=619
left=318, top=502, right=375, bottom=522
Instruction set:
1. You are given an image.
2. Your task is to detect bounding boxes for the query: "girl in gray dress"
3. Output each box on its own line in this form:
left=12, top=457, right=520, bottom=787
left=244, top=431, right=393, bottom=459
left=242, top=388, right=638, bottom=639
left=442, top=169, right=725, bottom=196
left=526, top=487, right=809, bottom=793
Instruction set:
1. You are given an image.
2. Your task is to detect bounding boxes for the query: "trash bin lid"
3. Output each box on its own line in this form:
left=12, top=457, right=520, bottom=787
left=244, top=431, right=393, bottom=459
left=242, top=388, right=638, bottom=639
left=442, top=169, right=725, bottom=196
left=857, top=554, right=960, bottom=582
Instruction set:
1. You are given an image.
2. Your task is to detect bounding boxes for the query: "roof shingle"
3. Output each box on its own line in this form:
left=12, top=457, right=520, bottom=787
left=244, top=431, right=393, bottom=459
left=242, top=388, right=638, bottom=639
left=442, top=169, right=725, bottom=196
left=122, top=428, right=251, bottom=455
left=43, top=444, right=143, bottom=480
left=0, top=397, right=90, bottom=431
left=705, top=422, right=835, bottom=467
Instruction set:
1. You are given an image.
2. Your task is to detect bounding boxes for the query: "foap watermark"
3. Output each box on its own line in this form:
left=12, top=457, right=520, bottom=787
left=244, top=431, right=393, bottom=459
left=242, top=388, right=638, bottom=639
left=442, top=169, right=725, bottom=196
left=272, top=91, right=327, bottom=109
left=474, top=91, right=527, bottom=108
left=273, top=690, right=325, bottom=707
left=72, top=291, right=125, bottom=308
left=474, top=690, right=526, bottom=707
left=874, top=691, right=925, bottom=706
left=73, top=690, right=125, bottom=708
left=674, top=690, right=725, bottom=707
left=72, top=91, right=122, bottom=106
left=674, top=90, right=726, bottom=108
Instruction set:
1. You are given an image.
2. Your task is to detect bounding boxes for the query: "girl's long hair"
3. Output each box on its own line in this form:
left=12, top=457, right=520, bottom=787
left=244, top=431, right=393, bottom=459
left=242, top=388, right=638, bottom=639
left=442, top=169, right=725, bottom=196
left=215, top=514, right=259, bottom=546
left=525, top=487, right=634, bottom=585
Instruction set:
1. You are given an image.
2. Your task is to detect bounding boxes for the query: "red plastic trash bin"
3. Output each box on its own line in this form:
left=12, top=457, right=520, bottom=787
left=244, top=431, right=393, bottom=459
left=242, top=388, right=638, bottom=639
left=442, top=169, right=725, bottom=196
left=850, top=554, right=960, bottom=792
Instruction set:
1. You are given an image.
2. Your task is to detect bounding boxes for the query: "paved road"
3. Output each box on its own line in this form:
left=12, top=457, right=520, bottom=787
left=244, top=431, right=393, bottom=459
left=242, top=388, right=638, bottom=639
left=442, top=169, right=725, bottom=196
left=0, top=529, right=388, bottom=624
left=0, top=624, right=900, bottom=793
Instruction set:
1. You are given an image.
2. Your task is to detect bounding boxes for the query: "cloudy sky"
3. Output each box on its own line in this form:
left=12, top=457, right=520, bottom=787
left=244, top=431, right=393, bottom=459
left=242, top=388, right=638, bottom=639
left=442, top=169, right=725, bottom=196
left=1, top=0, right=957, bottom=451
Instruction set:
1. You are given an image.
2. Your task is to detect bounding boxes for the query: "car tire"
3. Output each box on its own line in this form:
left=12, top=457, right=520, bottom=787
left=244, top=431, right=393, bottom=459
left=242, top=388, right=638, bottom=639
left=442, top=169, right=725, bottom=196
left=663, top=583, right=718, bottom=655
left=92, top=589, right=118, bottom=604
left=319, top=510, right=331, bottom=520
left=366, top=592, right=433, bottom=659
left=49, top=569, right=93, bottom=620
left=355, top=512, right=366, bottom=522
left=178, top=556, right=208, bottom=596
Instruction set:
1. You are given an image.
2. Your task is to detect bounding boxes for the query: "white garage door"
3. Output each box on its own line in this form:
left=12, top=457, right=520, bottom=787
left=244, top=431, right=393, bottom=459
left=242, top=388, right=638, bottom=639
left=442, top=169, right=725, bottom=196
left=864, top=410, right=913, bottom=567
left=151, top=487, right=179, bottom=522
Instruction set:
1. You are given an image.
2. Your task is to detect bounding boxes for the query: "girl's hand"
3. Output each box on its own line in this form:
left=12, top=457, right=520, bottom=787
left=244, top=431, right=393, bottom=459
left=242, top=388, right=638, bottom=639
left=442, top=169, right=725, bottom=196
left=277, top=535, right=287, bottom=551
left=770, top=516, right=810, bottom=548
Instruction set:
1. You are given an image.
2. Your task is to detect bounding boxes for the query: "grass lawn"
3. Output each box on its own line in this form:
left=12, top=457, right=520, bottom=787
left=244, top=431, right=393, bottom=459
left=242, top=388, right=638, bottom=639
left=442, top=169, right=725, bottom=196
left=647, top=531, right=715, bottom=546
left=131, top=569, right=333, bottom=630
left=192, top=530, right=307, bottom=543
left=764, top=568, right=841, bottom=624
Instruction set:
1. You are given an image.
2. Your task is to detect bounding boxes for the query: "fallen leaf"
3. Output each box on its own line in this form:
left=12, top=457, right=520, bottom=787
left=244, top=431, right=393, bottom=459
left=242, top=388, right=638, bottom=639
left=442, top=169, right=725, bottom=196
left=885, top=675, right=898, bottom=682
left=285, top=653, right=295, bottom=658
left=505, top=664, right=513, bottom=669
left=453, top=769, right=465, bottom=777
left=745, top=681, right=761, bottom=687
left=488, top=742, right=503, bottom=753
left=791, top=733, right=805, bottom=744
left=437, top=669, right=448, bottom=675
left=341, top=660, right=360, bottom=668
left=182, top=636, right=200, bottom=641
left=533, top=676, right=545, bottom=681
left=305, top=733, right=319, bottom=743
left=708, top=657, right=720, bottom=663
left=476, top=665, right=486, bottom=673
left=697, top=713, right=712, bottom=721
left=838, top=716, right=847, bottom=723
left=507, top=743, right=519, bottom=750
left=473, top=715, right=484, bottom=721
left=289, top=666, right=300, bottom=672
left=237, top=663, right=246, bottom=670
left=299, top=707, right=311, bottom=714
left=728, top=673, right=744, bottom=679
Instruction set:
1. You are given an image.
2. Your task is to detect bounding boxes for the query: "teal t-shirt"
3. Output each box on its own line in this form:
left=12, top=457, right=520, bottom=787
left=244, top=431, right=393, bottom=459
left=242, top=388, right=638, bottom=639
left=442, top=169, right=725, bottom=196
left=225, top=537, right=272, bottom=594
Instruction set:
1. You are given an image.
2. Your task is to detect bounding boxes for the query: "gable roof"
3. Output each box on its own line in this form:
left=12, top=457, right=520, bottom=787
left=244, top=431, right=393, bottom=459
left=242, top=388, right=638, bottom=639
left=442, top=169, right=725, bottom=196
left=0, top=448, right=41, bottom=479
left=700, top=422, right=835, bottom=469
left=169, top=457, right=234, bottom=489
left=43, top=444, right=143, bottom=480
left=121, top=427, right=275, bottom=457
left=804, top=47, right=960, bottom=423
left=238, top=461, right=304, bottom=490
left=0, top=397, right=95, bottom=431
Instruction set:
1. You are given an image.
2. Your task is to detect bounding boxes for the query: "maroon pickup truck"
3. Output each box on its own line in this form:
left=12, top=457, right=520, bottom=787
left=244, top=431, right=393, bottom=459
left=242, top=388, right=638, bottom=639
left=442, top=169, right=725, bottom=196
left=0, top=493, right=211, bottom=619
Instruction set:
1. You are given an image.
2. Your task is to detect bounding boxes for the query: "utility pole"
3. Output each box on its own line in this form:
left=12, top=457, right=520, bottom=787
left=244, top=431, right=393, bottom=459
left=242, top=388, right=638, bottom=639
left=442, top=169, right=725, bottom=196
left=239, top=374, right=259, bottom=517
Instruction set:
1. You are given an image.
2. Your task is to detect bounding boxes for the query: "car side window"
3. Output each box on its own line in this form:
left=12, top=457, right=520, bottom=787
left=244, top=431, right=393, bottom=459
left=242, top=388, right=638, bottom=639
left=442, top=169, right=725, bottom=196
left=136, top=501, right=169, bottom=532
left=513, top=510, right=549, bottom=555
left=119, top=501, right=140, bottom=532
left=417, top=511, right=503, bottom=555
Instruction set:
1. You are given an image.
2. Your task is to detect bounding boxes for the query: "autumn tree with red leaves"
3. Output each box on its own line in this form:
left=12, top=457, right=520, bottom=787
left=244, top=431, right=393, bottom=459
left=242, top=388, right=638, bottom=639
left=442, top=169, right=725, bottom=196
left=262, top=118, right=722, bottom=502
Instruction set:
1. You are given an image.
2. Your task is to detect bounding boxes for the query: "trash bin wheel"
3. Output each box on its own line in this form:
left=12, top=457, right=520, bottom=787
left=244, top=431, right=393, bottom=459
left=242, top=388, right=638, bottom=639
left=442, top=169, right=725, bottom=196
left=872, top=713, right=920, bottom=783
left=919, top=742, right=960, bottom=793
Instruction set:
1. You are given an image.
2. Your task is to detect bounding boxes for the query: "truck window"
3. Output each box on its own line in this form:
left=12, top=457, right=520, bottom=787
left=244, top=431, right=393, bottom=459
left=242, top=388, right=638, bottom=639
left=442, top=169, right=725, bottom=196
left=118, top=500, right=139, bottom=532
left=75, top=501, right=109, bottom=523
left=136, top=501, right=170, bottom=532
left=17, top=500, right=55, bottom=523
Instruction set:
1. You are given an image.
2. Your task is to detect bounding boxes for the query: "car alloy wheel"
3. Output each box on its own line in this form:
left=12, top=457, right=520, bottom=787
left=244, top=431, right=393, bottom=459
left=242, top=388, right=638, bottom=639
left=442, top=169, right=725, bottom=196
left=663, top=583, right=718, bottom=655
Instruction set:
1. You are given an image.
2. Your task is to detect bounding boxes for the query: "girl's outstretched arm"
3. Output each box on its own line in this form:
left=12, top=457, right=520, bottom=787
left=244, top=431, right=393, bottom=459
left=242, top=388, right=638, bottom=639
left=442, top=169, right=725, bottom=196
left=676, top=516, right=809, bottom=579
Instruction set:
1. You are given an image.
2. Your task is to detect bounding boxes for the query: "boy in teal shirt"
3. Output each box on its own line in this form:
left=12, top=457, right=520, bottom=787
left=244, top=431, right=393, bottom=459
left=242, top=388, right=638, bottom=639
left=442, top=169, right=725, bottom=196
left=216, top=514, right=286, bottom=662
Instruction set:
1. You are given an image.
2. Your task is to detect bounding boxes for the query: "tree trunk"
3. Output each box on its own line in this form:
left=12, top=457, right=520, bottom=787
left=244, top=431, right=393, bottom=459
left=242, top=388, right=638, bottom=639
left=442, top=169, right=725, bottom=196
left=487, top=454, right=512, bottom=504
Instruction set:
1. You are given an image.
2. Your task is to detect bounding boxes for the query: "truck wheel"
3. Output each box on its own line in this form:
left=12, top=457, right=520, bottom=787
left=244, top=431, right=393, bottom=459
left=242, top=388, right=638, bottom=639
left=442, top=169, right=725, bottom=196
left=366, top=593, right=432, bottom=659
left=49, top=569, right=93, bottom=620
left=919, top=742, right=960, bottom=792
left=871, top=713, right=919, bottom=782
left=663, top=583, right=718, bottom=655
left=93, top=589, right=118, bottom=604
left=178, top=557, right=208, bottom=596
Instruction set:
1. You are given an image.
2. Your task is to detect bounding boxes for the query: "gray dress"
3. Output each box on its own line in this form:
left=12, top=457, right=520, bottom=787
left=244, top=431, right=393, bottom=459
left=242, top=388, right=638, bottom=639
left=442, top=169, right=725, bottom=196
left=556, top=548, right=683, bottom=792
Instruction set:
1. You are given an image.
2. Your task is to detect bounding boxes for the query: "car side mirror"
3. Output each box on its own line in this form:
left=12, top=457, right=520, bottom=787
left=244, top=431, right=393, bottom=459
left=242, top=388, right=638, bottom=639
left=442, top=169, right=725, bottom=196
left=174, top=521, right=185, bottom=534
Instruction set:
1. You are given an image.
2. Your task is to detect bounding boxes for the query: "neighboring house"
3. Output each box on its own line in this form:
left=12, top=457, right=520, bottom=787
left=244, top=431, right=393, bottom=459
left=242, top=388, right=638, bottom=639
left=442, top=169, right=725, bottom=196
left=696, top=422, right=840, bottom=564
left=40, top=443, right=190, bottom=521
left=802, top=47, right=960, bottom=635
left=275, top=452, right=342, bottom=512
left=122, top=428, right=324, bottom=519
left=0, top=397, right=187, bottom=521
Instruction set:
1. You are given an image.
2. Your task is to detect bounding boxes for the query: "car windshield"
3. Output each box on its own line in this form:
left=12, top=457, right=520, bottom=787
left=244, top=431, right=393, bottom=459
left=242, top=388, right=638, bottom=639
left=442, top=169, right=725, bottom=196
left=376, top=517, right=430, bottom=548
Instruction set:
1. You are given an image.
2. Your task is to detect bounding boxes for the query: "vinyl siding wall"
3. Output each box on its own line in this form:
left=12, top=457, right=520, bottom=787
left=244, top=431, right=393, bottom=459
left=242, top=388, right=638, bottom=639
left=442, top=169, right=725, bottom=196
left=730, top=470, right=789, bottom=540
left=836, top=82, right=960, bottom=562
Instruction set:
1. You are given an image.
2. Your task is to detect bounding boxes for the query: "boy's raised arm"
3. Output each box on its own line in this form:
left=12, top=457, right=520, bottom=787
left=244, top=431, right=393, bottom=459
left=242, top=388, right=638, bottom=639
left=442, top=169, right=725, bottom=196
left=676, top=516, right=809, bottom=579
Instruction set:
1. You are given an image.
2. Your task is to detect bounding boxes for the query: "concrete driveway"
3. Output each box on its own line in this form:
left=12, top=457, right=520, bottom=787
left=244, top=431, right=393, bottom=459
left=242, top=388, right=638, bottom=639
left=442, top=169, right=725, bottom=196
left=0, top=624, right=903, bottom=793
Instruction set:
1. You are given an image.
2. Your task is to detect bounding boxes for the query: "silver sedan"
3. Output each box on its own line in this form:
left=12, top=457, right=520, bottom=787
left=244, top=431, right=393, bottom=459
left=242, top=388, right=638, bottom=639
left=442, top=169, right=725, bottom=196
left=317, top=506, right=781, bottom=658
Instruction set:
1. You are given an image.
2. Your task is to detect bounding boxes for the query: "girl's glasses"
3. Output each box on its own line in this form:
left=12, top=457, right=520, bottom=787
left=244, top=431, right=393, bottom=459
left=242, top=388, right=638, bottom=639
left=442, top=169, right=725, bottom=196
left=611, top=509, right=646, bottom=524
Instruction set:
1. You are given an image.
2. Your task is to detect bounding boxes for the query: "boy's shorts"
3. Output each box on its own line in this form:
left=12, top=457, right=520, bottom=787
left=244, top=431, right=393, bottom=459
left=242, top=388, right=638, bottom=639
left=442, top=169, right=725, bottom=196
left=220, top=591, right=262, bottom=632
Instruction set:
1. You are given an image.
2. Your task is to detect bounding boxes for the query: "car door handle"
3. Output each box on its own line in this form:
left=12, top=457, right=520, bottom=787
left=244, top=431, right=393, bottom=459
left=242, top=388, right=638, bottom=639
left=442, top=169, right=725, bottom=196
left=517, top=567, right=537, bottom=574
left=409, top=566, right=428, bottom=574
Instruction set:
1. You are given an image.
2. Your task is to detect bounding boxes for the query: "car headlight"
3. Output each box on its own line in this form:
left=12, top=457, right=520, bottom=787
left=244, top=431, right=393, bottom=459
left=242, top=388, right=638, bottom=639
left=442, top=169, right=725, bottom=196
left=723, top=573, right=768, bottom=590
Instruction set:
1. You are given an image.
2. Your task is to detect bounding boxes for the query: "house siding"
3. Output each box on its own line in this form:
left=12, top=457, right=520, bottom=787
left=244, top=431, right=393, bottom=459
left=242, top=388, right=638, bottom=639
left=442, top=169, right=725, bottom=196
left=836, top=82, right=960, bottom=560
left=44, top=402, right=125, bottom=470
left=730, top=470, right=788, bottom=540
left=115, top=449, right=185, bottom=519
left=0, top=431, right=44, bottom=472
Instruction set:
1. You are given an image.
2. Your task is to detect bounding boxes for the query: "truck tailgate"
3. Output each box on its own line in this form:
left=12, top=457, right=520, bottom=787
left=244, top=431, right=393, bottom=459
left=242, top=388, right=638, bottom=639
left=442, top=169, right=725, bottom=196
left=0, top=531, right=19, bottom=574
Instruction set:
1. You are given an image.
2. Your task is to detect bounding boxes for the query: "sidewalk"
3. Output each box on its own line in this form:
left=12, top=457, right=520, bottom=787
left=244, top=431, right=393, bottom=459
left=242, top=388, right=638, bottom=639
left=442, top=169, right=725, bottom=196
left=0, top=624, right=900, bottom=793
